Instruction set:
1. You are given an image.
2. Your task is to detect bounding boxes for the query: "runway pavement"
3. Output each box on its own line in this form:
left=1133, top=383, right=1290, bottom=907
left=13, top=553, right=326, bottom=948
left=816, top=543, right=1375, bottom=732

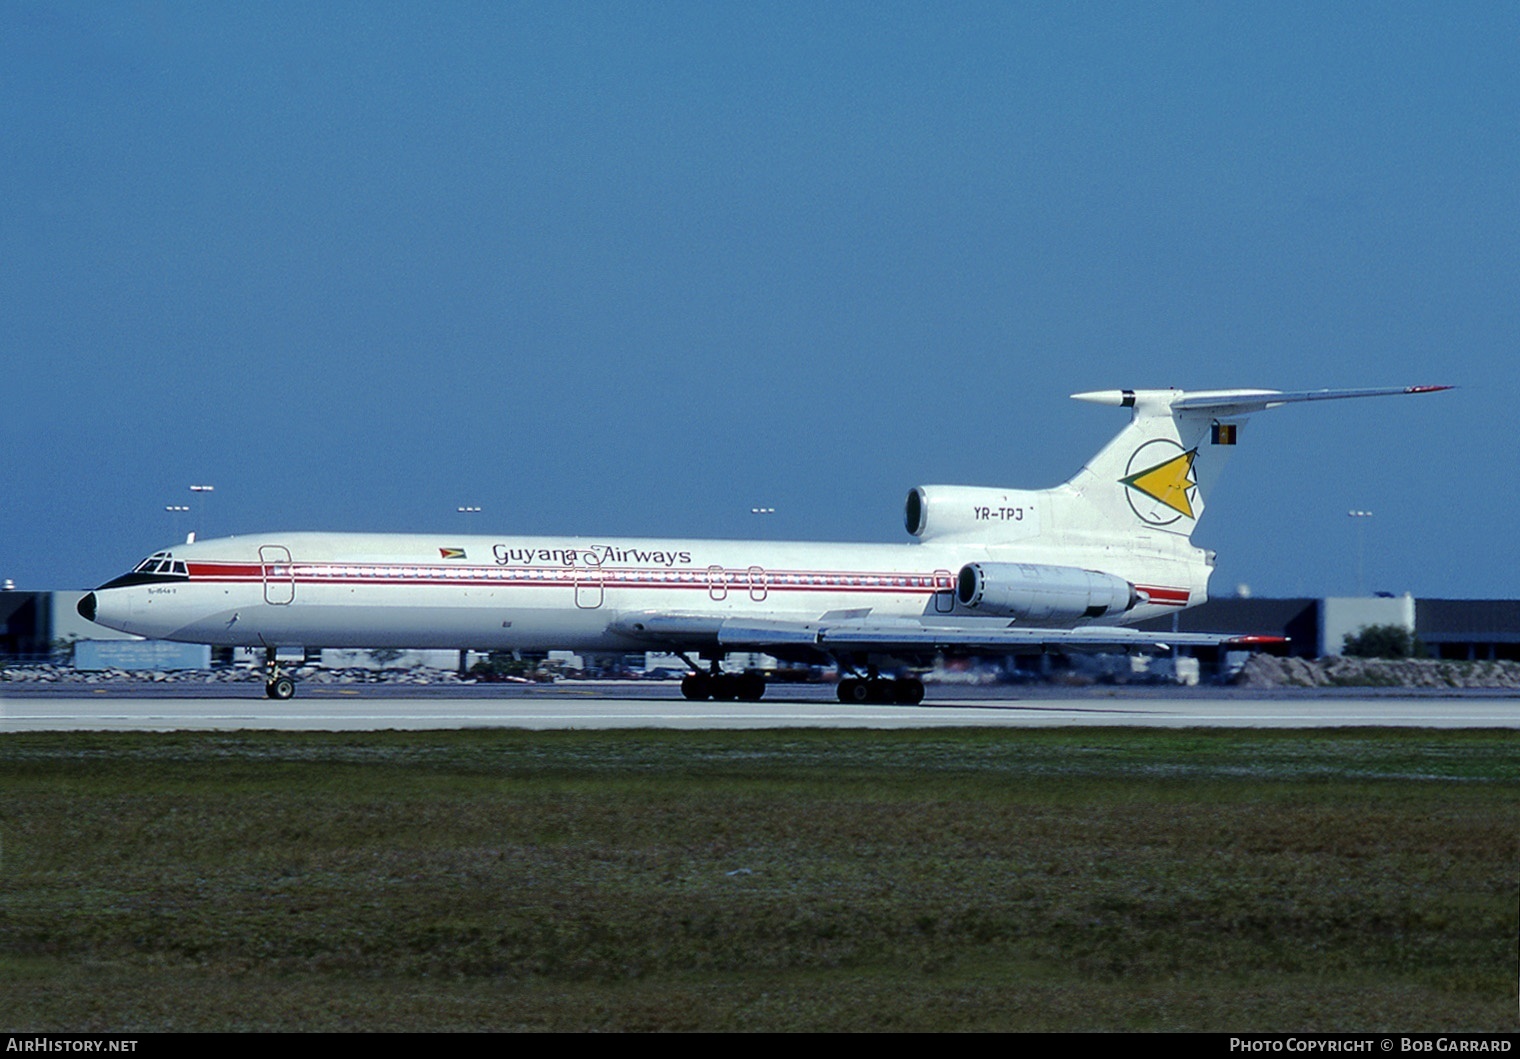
left=3, top=683, right=1517, bottom=730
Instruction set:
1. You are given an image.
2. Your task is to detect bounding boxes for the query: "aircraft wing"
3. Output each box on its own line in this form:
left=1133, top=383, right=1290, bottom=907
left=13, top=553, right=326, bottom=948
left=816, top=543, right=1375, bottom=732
left=613, top=613, right=1281, bottom=655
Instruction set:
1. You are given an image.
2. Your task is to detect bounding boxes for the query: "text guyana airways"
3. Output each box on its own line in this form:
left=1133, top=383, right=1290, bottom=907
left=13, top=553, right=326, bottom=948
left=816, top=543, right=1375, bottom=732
left=492, top=543, right=695, bottom=569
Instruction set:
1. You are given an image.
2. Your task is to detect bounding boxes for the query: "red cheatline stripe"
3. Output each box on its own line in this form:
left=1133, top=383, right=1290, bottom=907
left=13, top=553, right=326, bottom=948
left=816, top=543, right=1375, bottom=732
left=183, top=561, right=957, bottom=593
left=186, top=562, right=264, bottom=578
left=184, top=578, right=943, bottom=595
left=1136, top=584, right=1190, bottom=606
left=180, top=560, right=1198, bottom=607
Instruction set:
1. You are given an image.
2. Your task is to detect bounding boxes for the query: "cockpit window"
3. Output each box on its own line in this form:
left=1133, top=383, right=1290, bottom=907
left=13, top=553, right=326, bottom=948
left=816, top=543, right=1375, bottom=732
left=102, top=552, right=186, bottom=591
left=128, top=553, right=184, bottom=577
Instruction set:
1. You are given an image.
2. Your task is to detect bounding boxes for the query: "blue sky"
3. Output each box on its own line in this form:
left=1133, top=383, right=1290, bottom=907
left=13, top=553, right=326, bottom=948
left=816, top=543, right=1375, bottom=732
left=2, top=1, right=1514, bottom=599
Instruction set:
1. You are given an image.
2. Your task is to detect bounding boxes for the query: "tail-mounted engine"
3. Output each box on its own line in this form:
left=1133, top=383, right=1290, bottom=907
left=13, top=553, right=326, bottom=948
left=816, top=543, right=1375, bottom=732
left=955, top=561, right=1139, bottom=622
left=905, top=485, right=1043, bottom=542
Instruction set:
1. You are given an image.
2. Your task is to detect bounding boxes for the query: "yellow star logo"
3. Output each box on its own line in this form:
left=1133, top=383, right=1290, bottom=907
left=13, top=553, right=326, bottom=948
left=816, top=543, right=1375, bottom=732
left=1121, top=448, right=1197, bottom=519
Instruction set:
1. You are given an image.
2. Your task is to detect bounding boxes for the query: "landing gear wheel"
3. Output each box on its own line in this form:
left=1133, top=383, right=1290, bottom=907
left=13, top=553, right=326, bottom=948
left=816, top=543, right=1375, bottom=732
left=736, top=672, right=766, bottom=701
left=838, top=678, right=871, bottom=704
left=892, top=677, right=925, bottom=705
left=266, top=676, right=295, bottom=700
left=679, top=659, right=765, bottom=703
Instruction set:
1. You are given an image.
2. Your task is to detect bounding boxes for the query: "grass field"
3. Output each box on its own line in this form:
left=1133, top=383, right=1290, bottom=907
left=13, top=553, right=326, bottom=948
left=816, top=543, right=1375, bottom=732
left=1, top=728, right=1516, bottom=1031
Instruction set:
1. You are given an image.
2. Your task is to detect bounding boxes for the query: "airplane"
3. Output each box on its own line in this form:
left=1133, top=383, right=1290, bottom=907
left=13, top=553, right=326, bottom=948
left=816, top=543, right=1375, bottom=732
left=77, top=385, right=1449, bottom=702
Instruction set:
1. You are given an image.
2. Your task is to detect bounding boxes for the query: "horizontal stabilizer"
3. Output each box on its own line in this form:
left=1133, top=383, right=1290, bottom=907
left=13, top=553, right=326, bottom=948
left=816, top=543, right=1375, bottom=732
left=1071, top=385, right=1453, bottom=418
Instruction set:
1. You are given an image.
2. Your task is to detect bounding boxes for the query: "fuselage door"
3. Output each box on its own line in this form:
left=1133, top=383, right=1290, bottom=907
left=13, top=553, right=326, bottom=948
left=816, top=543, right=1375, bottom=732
left=575, top=567, right=604, bottom=609
left=747, top=566, right=768, bottom=603
left=260, top=545, right=295, bottom=605
left=707, top=565, right=729, bottom=601
left=933, top=568, right=954, bottom=613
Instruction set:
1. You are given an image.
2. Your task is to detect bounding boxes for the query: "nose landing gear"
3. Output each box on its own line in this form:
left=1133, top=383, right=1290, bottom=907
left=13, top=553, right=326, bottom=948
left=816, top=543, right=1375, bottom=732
left=263, top=648, right=296, bottom=699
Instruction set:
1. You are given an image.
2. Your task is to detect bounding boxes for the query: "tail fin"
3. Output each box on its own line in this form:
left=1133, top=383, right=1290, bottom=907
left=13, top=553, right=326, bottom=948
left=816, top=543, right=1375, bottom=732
left=904, top=385, right=1448, bottom=547
left=1058, top=386, right=1451, bottom=541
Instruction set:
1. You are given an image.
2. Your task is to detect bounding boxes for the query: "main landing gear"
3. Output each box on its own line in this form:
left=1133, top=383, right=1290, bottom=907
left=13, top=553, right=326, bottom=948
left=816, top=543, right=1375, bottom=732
left=263, top=648, right=296, bottom=700
left=836, top=668, right=925, bottom=705
left=680, top=658, right=766, bottom=701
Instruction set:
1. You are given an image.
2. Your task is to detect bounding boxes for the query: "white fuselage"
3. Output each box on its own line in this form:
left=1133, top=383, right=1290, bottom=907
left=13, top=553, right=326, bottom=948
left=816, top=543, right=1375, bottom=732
left=79, top=384, right=1445, bottom=676
left=86, top=530, right=1209, bottom=653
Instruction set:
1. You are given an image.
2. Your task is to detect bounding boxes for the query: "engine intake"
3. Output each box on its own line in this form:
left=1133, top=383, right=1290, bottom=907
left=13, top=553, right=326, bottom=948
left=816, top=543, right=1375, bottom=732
left=955, top=562, right=1138, bottom=621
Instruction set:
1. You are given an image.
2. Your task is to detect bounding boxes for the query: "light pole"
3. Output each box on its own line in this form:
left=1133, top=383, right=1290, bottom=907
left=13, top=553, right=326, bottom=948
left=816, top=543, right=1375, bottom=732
left=166, top=504, right=190, bottom=543
left=189, top=484, right=214, bottom=540
left=1347, top=510, right=1373, bottom=595
left=455, top=507, right=482, bottom=675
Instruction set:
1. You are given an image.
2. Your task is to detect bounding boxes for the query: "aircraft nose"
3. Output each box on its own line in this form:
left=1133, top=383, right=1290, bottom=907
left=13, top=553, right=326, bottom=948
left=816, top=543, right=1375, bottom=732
left=78, top=592, right=97, bottom=622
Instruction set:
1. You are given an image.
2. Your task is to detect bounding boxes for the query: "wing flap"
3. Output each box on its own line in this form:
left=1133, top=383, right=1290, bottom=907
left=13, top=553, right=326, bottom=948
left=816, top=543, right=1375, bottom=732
left=790, top=620, right=1277, bottom=652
